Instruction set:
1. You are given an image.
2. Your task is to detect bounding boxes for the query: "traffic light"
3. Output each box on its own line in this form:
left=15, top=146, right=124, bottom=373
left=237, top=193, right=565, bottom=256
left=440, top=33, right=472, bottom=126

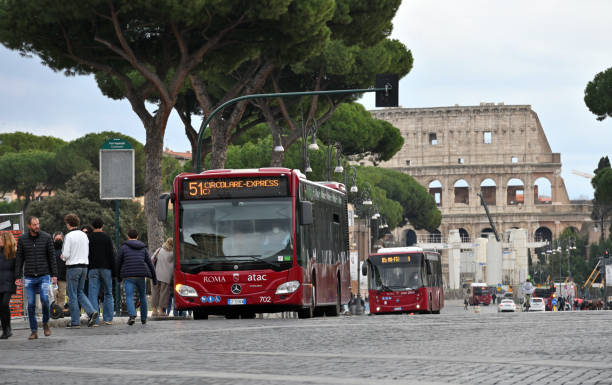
left=605, top=249, right=609, bottom=258
left=375, top=74, right=398, bottom=107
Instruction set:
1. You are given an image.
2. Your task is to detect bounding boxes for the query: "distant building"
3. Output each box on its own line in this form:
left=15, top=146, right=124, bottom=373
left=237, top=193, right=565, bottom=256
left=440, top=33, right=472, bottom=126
left=164, top=147, right=192, bottom=166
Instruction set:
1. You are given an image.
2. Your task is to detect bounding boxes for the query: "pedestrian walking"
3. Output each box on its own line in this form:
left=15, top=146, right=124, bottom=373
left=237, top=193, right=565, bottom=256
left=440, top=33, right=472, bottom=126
left=14, top=216, right=58, bottom=340
left=150, top=237, right=174, bottom=317
left=116, top=229, right=157, bottom=325
left=61, top=213, right=98, bottom=329
left=87, top=218, right=116, bottom=326
left=492, top=292, right=497, bottom=305
left=0, top=232, right=17, bottom=339
left=52, top=232, right=66, bottom=308
left=464, top=295, right=469, bottom=311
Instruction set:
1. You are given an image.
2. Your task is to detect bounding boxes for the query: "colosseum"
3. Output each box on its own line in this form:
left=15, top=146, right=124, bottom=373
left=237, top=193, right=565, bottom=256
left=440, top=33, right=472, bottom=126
left=370, top=103, right=596, bottom=273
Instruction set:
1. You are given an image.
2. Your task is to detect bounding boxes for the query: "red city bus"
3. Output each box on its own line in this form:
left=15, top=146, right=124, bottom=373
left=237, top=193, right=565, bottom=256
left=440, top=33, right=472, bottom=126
left=470, top=282, right=492, bottom=305
left=362, top=247, right=444, bottom=314
left=159, top=168, right=351, bottom=319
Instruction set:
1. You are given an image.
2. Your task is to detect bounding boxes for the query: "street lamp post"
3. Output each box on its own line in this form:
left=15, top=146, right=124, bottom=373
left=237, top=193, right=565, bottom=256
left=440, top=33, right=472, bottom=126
left=327, top=142, right=343, bottom=181
left=301, top=121, right=319, bottom=174
left=352, top=190, right=372, bottom=315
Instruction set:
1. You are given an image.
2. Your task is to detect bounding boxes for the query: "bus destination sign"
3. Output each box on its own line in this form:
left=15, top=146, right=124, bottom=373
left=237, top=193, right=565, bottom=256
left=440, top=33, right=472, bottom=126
left=181, top=176, right=289, bottom=200
left=372, top=255, right=416, bottom=264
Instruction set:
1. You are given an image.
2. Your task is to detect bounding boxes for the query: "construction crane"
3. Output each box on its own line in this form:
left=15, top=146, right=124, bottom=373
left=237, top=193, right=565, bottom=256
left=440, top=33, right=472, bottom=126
left=477, top=192, right=500, bottom=242
left=572, top=170, right=595, bottom=179
left=582, top=260, right=601, bottom=290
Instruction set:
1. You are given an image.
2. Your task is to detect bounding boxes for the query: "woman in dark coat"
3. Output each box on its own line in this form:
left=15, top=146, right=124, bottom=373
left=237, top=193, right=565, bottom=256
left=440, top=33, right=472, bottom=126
left=0, top=232, right=17, bottom=339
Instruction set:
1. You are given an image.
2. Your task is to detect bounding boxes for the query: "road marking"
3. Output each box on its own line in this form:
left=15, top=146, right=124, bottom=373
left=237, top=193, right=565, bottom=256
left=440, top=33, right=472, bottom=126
left=0, top=364, right=450, bottom=385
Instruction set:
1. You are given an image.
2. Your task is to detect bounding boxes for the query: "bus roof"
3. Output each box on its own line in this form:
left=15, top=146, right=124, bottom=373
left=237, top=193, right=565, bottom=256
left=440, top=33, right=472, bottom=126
left=373, top=247, right=423, bottom=254
left=470, top=282, right=488, bottom=287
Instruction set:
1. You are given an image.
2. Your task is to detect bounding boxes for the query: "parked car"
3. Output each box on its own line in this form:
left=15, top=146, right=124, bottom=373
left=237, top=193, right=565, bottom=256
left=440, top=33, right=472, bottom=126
left=529, top=297, right=546, bottom=312
left=498, top=299, right=517, bottom=312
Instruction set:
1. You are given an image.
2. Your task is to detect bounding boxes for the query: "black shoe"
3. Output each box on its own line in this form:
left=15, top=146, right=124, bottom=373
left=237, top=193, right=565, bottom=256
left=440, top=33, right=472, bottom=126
left=87, top=311, right=98, bottom=327
left=66, top=324, right=80, bottom=329
left=127, top=316, right=135, bottom=325
left=141, top=319, right=146, bottom=325
left=0, top=327, right=7, bottom=339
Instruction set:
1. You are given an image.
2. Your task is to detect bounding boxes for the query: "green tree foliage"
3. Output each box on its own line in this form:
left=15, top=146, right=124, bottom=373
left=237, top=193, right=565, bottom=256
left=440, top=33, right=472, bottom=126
left=161, top=156, right=183, bottom=192
left=591, top=156, right=612, bottom=242
left=0, top=132, right=66, bottom=157
left=585, top=67, right=612, bottom=121
left=317, top=103, right=403, bottom=162
left=357, top=167, right=441, bottom=232
left=0, top=151, right=62, bottom=213
left=27, top=170, right=147, bottom=245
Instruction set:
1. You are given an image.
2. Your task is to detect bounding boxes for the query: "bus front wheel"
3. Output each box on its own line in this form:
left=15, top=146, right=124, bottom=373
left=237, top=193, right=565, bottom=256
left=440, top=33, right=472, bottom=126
left=298, top=285, right=315, bottom=319
left=325, top=279, right=341, bottom=317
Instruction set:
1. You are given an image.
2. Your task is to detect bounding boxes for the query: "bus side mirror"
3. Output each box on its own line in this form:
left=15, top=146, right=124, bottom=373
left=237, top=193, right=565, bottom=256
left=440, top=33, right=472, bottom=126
left=299, top=201, right=313, bottom=225
left=361, top=262, right=367, bottom=276
left=158, top=193, right=170, bottom=222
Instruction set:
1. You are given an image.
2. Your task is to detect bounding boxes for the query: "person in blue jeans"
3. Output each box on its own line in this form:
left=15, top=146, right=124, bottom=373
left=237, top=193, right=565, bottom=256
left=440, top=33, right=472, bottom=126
left=14, top=216, right=58, bottom=340
left=62, top=213, right=98, bottom=328
left=116, top=229, right=157, bottom=325
left=87, top=218, right=116, bottom=325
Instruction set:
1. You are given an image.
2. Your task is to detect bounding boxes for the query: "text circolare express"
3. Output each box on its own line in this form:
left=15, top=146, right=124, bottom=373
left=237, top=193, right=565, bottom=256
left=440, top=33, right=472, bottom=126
left=182, top=176, right=289, bottom=199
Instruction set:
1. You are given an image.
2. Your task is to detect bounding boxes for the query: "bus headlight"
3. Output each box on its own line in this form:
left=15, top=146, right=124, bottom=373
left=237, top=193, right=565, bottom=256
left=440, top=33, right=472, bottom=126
left=176, top=284, right=198, bottom=297
left=275, top=281, right=300, bottom=295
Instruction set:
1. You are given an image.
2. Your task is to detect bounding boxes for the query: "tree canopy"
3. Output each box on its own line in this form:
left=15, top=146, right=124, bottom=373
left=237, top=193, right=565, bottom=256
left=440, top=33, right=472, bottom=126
left=0, top=132, right=66, bottom=156
left=585, top=67, right=612, bottom=121
left=0, top=0, right=347, bottom=250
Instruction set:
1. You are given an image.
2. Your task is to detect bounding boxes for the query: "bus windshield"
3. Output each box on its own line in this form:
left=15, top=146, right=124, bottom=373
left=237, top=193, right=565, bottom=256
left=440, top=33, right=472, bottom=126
left=179, top=198, right=293, bottom=272
left=369, top=262, right=422, bottom=291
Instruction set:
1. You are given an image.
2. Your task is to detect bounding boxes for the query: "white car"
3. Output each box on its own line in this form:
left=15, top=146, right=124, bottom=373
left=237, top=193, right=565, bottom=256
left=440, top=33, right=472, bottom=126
left=528, top=297, right=546, bottom=312
left=498, top=299, right=516, bottom=312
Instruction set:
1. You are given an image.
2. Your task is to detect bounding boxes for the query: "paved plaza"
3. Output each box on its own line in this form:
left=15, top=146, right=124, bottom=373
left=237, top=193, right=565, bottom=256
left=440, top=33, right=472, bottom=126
left=1, top=300, right=612, bottom=384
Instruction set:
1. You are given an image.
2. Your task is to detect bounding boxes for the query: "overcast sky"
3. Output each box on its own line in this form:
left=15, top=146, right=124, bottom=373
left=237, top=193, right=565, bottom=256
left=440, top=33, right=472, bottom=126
left=1, top=1, right=611, bottom=199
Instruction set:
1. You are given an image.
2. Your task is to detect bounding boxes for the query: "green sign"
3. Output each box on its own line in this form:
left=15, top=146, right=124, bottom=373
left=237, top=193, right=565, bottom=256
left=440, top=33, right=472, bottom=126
left=100, top=138, right=133, bottom=150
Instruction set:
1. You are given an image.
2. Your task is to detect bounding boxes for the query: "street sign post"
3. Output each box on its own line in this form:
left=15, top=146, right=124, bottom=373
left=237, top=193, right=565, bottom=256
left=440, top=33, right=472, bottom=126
left=99, top=138, right=135, bottom=316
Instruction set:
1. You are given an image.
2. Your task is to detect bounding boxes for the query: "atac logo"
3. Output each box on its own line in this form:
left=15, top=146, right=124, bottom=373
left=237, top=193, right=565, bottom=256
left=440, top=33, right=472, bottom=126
left=203, top=276, right=226, bottom=283
left=233, top=273, right=240, bottom=282
left=247, top=274, right=267, bottom=282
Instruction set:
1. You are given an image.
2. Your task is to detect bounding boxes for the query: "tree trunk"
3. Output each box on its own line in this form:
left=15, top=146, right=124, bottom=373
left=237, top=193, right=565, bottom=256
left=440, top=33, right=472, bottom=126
left=143, top=120, right=166, bottom=251
left=270, top=149, right=285, bottom=167
left=209, top=124, right=228, bottom=170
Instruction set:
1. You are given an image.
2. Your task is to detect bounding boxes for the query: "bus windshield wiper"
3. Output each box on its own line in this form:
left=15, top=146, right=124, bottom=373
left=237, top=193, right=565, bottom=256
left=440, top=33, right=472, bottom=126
left=379, top=284, right=393, bottom=292
left=238, top=255, right=281, bottom=269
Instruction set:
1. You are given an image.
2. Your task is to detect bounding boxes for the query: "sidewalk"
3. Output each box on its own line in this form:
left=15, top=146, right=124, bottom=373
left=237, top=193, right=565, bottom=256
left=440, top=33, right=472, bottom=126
left=10, top=313, right=191, bottom=330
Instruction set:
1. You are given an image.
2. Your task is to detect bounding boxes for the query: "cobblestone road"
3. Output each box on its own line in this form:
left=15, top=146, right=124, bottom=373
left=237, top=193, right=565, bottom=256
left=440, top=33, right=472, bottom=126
left=1, top=300, right=612, bottom=384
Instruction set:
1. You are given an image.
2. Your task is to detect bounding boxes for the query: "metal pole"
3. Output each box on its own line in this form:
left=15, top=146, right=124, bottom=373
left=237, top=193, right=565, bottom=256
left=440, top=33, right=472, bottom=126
left=195, top=87, right=386, bottom=172
left=114, top=200, right=121, bottom=316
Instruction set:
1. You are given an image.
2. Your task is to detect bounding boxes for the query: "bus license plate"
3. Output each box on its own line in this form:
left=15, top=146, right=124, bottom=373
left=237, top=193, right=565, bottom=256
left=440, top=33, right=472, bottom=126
left=228, top=298, right=246, bottom=305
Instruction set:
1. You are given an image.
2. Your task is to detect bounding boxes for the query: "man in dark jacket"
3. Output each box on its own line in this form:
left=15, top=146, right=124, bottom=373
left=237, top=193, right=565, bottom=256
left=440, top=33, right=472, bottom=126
left=117, top=229, right=157, bottom=325
left=87, top=218, right=116, bottom=326
left=15, top=216, right=57, bottom=340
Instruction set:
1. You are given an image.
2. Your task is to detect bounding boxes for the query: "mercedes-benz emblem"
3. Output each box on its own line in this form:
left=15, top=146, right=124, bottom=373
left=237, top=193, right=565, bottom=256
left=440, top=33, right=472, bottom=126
left=231, top=283, right=242, bottom=294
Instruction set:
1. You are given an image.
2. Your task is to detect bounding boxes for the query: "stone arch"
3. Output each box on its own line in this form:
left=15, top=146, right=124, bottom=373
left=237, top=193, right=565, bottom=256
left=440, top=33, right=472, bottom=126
left=458, top=228, right=469, bottom=242
left=480, top=178, right=497, bottom=205
left=428, top=180, right=442, bottom=206
left=506, top=178, right=524, bottom=205
left=534, top=177, right=552, bottom=204
left=534, top=226, right=552, bottom=243
left=405, top=229, right=417, bottom=246
left=454, top=179, right=469, bottom=205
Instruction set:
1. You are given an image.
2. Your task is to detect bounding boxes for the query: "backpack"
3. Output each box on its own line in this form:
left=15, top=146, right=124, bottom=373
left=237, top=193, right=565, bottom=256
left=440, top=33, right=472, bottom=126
left=50, top=301, right=64, bottom=319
